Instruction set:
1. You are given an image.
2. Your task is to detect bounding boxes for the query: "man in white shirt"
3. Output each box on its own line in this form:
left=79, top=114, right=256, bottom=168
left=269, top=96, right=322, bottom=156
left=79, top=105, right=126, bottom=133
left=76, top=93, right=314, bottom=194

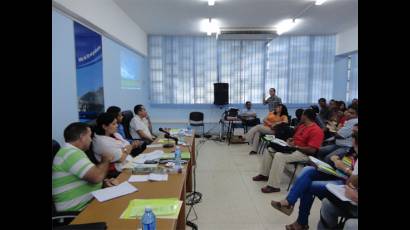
left=239, top=101, right=260, bottom=132
left=318, top=106, right=358, bottom=163
left=129, top=104, right=156, bottom=144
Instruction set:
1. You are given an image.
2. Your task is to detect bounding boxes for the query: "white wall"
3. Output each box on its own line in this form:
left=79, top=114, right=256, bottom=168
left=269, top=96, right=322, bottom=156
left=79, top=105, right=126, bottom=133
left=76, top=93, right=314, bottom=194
left=52, top=10, right=79, bottom=144
left=53, top=0, right=147, bottom=56
left=52, top=9, right=150, bottom=143
left=336, top=25, right=358, bottom=55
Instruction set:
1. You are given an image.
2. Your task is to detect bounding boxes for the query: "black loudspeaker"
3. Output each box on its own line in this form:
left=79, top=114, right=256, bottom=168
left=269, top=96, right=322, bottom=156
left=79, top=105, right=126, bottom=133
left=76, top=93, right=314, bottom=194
left=214, top=83, right=229, bottom=105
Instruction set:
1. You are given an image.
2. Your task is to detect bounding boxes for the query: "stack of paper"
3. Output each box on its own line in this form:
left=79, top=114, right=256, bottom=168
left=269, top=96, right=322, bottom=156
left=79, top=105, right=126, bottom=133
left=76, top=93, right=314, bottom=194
left=326, top=184, right=358, bottom=205
left=128, top=173, right=168, bottom=182
left=91, top=182, right=137, bottom=202
left=272, top=138, right=288, bottom=146
left=128, top=175, right=149, bottom=182
left=120, top=198, right=183, bottom=219
left=148, top=173, right=168, bottom=181
left=146, top=144, right=163, bottom=148
left=309, top=156, right=348, bottom=179
left=133, top=150, right=164, bottom=164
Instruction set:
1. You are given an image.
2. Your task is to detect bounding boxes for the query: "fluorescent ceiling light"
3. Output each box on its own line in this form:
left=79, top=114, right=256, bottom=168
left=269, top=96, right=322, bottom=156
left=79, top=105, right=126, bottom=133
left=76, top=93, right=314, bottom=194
left=315, top=0, right=327, bottom=5
left=275, top=19, right=300, bottom=35
left=208, top=0, right=215, bottom=6
left=201, top=18, right=220, bottom=36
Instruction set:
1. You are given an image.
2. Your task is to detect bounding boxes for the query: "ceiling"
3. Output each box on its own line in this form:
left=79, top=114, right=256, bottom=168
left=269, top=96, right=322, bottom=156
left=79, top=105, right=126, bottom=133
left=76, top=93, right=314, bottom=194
left=114, top=0, right=357, bottom=36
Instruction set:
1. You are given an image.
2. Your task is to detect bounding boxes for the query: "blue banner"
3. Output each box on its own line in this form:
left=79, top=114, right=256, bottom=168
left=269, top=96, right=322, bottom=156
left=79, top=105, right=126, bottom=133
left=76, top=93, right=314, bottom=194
left=74, top=22, right=104, bottom=122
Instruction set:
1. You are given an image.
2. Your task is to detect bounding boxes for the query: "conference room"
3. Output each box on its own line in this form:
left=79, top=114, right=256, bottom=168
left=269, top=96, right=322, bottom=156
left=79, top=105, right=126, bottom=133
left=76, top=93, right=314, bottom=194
left=52, top=0, right=358, bottom=229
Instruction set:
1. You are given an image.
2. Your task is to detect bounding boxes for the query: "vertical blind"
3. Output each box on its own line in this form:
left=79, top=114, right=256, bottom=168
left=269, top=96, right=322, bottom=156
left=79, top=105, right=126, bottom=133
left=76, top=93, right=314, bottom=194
left=149, top=35, right=342, bottom=105
left=266, top=35, right=336, bottom=104
left=346, top=52, right=358, bottom=102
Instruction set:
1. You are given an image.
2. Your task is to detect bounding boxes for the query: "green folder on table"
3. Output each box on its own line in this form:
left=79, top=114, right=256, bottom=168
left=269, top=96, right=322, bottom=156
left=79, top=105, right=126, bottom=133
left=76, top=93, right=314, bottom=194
left=120, top=198, right=182, bottom=219
left=160, top=151, right=191, bottom=160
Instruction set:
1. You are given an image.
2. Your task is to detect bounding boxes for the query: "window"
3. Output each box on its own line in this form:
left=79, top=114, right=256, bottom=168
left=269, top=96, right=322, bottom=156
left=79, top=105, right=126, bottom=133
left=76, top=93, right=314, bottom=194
left=346, top=52, right=358, bottom=102
left=149, top=35, right=339, bottom=105
left=266, top=35, right=335, bottom=104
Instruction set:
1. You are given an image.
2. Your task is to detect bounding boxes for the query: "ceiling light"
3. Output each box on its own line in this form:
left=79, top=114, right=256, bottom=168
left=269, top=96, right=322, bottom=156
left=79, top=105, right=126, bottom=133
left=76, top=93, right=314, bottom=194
left=208, top=0, right=215, bottom=6
left=315, top=0, right=327, bottom=5
left=202, top=18, right=220, bottom=36
left=275, top=19, right=300, bottom=35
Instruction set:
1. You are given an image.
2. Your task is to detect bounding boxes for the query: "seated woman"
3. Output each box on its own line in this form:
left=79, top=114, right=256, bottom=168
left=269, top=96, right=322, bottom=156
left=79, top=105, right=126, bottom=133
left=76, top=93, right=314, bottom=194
left=270, top=131, right=358, bottom=230
left=92, top=112, right=142, bottom=176
left=245, top=103, right=289, bottom=155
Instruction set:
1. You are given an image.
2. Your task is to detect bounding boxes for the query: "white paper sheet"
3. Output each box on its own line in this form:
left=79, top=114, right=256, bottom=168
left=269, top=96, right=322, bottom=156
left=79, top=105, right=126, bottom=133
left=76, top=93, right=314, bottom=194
left=326, top=184, right=358, bottom=205
left=146, top=144, right=163, bottom=148
left=133, top=150, right=164, bottom=164
left=91, top=182, right=137, bottom=202
left=148, top=173, right=168, bottom=181
left=128, top=175, right=149, bottom=182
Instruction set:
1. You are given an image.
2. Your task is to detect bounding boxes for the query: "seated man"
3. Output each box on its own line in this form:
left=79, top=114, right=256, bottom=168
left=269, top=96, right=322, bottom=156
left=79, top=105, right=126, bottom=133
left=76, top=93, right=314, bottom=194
left=291, top=108, right=304, bottom=127
left=239, top=101, right=260, bottom=132
left=252, top=109, right=324, bottom=193
left=130, top=104, right=156, bottom=144
left=52, top=122, right=118, bottom=212
left=318, top=105, right=358, bottom=163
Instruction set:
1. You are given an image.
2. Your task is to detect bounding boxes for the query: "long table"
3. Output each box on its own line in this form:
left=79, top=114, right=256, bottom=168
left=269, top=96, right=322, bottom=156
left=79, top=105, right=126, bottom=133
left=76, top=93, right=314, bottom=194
left=71, top=133, right=196, bottom=230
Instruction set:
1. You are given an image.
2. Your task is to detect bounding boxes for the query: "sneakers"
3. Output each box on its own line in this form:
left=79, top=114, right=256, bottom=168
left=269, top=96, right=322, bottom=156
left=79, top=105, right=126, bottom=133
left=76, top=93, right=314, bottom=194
left=252, top=174, right=269, bottom=181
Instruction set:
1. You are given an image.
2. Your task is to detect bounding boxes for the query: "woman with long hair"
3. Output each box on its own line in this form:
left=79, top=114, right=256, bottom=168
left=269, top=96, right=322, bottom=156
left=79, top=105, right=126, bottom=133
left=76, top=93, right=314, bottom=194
left=92, top=112, right=141, bottom=175
left=245, top=103, right=289, bottom=154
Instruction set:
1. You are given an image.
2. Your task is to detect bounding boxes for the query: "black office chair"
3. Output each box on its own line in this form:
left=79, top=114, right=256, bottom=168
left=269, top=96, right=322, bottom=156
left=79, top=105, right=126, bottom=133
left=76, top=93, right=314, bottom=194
left=189, top=112, right=204, bottom=137
left=52, top=139, right=80, bottom=227
left=122, top=110, right=134, bottom=140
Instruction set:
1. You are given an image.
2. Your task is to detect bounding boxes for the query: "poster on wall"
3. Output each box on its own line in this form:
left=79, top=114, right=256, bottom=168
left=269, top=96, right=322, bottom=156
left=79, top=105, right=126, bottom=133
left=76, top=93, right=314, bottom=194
left=74, top=22, right=104, bottom=122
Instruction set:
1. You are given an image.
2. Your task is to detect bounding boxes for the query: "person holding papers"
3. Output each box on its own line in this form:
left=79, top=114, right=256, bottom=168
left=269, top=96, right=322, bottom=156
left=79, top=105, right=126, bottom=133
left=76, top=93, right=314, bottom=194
left=318, top=105, right=358, bottom=163
left=93, top=113, right=141, bottom=175
left=130, top=104, right=156, bottom=144
left=270, top=131, right=358, bottom=230
left=52, top=122, right=119, bottom=212
left=252, top=109, right=323, bottom=193
left=245, top=103, right=289, bottom=154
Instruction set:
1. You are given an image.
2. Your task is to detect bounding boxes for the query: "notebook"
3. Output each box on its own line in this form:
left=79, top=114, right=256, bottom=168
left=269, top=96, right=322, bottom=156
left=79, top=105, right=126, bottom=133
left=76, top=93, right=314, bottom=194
left=308, top=156, right=348, bottom=179
left=326, top=184, right=358, bottom=206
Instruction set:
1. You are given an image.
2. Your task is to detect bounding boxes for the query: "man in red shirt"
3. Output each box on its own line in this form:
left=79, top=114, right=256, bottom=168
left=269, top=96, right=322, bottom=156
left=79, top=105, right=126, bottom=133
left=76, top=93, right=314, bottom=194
left=253, top=109, right=324, bottom=193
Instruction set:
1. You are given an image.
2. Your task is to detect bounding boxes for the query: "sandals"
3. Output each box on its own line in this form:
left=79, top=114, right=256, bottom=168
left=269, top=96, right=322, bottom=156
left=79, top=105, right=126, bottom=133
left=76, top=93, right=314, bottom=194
left=270, top=200, right=294, bottom=216
left=285, top=222, right=309, bottom=230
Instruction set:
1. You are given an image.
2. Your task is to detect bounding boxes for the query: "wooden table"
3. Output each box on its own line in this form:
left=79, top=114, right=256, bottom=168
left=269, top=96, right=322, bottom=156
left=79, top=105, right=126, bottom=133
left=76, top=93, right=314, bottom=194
left=71, top=133, right=196, bottom=230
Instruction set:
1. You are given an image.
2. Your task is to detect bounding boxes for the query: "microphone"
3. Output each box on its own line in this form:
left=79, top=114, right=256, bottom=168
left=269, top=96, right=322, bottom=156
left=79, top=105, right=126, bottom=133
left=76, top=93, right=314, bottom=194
left=165, top=133, right=178, bottom=145
left=159, top=127, right=170, bottom=136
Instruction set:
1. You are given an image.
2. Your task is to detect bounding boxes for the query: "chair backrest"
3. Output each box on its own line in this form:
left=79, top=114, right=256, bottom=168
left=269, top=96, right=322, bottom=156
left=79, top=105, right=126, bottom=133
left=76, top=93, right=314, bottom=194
left=189, top=112, right=204, bottom=123
left=122, top=110, right=134, bottom=139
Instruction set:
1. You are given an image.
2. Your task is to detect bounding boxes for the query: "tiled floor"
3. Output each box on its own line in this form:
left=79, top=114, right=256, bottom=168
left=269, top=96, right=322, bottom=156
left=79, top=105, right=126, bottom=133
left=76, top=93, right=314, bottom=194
left=187, top=138, right=322, bottom=230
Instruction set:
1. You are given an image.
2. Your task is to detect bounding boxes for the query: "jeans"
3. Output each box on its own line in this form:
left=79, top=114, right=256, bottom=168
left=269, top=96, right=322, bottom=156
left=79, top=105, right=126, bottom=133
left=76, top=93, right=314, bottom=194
left=286, top=166, right=344, bottom=226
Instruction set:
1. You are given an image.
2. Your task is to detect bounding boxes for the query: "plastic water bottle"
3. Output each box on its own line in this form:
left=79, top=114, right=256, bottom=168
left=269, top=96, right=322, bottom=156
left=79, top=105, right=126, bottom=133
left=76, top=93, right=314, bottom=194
left=174, top=146, right=182, bottom=173
left=178, top=129, right=185, bottom=143
left=141, top=207, right=156, bottom=230
left=187, top=126, right=192, bottom=135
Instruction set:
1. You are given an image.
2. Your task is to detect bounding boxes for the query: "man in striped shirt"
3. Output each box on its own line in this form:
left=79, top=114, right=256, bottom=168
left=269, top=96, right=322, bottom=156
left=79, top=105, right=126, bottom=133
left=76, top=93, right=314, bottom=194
left=52, top=122, right=117, bottom=212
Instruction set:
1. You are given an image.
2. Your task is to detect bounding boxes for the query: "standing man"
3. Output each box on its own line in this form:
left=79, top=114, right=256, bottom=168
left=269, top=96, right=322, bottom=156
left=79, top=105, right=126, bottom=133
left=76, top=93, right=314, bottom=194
left=318, top=98, right=330, bottom=123
left=263, top=88, right=282, bottom=112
